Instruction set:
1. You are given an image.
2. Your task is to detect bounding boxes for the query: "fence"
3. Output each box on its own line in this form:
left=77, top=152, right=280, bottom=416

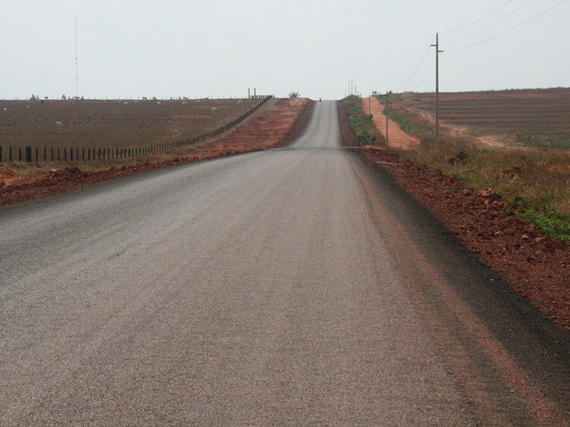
left=0, top=96, right=272, bottom=163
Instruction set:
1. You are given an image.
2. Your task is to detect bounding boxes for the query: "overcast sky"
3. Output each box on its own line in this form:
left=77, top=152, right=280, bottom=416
left=1, top=0, right=568, bottom=100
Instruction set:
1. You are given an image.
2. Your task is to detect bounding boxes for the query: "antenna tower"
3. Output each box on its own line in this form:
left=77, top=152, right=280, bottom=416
left=75, top=18, right=79, bottom=98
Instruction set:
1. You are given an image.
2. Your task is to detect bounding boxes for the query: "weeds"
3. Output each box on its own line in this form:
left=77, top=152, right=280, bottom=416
left=376, top=95, right=432, bottom=139
left=342, top=96, right=378, bottom=146
left=401, top=143, right=570, bottom=241
left=515, top=134, right=570, bottom=149
left=375, top=90, right=570, bottom=241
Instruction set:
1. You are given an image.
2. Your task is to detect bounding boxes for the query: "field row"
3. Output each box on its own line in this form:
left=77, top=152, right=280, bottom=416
left=0, top=98, right=261, bottom=148
left=401, top=89, right=570, bottom=141
left=0, top=98, right=271, bottom=162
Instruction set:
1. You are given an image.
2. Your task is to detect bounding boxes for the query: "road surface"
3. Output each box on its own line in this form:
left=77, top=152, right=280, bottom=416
left=1, top=101, right=570, bottom=425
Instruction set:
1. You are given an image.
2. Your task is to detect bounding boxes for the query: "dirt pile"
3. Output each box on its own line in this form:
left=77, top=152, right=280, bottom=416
left=356, top=146, right=570, bottom=332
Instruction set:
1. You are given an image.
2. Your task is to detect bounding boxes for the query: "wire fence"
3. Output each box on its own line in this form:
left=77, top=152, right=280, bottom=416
left=0, top=96, right=272, bottom=163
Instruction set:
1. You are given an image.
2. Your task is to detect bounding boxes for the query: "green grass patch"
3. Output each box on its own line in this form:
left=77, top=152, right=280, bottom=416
left=342, top=95, right=376, bottom=146
left=518, top=209, right=570, bottom=242
left=384, top=110, right=414, bottom=133
left=511, top=195, right=570, bottom=241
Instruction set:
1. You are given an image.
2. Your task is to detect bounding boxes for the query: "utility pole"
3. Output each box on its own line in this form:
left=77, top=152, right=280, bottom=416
left=385, top=91, right=389, bottom=145
left=368, top=94, right=372, bottom=139
left=431, top=33, right=443, bottom=151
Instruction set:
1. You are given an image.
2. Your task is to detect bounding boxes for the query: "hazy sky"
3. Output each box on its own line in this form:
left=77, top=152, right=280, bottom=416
left=1, top=0, right=568, bottom=100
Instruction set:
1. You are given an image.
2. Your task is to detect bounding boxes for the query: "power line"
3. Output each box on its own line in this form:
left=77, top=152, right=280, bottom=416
left=397, top=41, right=434, bottom=92
left=447, top=0, right=566, bottom=52
left=443, top=0, right=532, bottom=46
left=440, top=0, right=514, bottom=33
left=413, top=63, right=435, bottom=91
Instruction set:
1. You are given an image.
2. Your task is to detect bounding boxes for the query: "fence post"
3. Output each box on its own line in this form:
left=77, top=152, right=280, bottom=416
left=0, top=146, right=2, bottom=163
left=19, top=147, right=22, bottom=162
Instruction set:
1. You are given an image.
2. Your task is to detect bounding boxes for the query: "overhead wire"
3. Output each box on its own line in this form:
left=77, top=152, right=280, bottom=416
left=443, top=0, right=532, bottom=45
left=446, top=0, right=566, bottom=51
left=396, top=0, right=565, bottom=92
left=440, top=0, right=514, bottom=33
left=413, top=63, right=435, bottom=91
left=397, top=40, right=434, bottom=92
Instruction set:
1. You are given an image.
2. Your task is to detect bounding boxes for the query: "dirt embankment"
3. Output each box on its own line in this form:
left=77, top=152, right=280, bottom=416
left=338, top=102, right=570, bottom=332
left=361, top=96, right=419, bottom=149
left=0, top=98, right=313, bottom=208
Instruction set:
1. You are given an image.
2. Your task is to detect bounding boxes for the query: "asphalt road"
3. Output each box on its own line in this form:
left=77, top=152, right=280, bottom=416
left=1, top=101, right=570, bottom=426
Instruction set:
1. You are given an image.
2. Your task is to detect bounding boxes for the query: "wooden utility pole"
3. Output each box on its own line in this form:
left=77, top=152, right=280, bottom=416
left=368, top=94, right=372, bottom=140
left=385, top=91, right=389, bottom=145
left=431, top=33, right=443, bottom=151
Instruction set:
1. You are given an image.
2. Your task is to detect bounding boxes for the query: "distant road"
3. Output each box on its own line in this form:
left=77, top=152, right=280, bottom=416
left=1, top=101, right=570, bottom=425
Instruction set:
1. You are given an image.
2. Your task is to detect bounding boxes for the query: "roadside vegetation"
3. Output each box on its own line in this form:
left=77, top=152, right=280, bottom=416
left=373, top=90, right=570, bottom=242
left=406, top=145, right=570, bottom=241
left=377, top=93, right=432, bottom=140
left=341, top=95, right=382, bottom=146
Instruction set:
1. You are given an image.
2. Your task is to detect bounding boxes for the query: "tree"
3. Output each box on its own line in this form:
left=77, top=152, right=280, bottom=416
left=288, top=92, right=300, bottom=98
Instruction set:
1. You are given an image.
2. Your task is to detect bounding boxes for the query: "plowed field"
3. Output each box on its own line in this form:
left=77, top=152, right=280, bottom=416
left=0, top=98, right=312, bottom=207
left=0, top=98, right=260, bottom=150
left=400, top=88, right=570, bottom=147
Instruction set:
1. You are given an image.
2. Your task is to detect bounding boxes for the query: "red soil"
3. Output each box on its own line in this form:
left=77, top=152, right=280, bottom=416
left=362, top=145, right=570, bottom=331
left=362, top=96, right=419, bottom=150
left=338, top=101, right=570, bottom=332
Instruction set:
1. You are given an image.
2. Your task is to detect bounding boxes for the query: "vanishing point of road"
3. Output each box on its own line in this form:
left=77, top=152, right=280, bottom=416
left=1, top=101, right=570, bottom=425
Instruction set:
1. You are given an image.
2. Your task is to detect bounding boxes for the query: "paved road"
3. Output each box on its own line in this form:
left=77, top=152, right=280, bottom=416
left=1, top=101, right=570, bottom=425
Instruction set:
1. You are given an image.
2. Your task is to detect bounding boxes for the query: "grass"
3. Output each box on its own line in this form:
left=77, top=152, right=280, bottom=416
left=515, top=134, right=570, bottom=149
left=342, top=96, right=379, bottom=146
left=374, top=89, right=570, bottom=242
left=516, top=209, right=570, bottom=242
left=401, top=143, right=570, bottom=241
left=376, top=94, right=432, bottom=139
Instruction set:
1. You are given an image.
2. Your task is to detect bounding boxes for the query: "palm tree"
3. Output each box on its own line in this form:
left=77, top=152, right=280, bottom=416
left=288, top=92, right=300, bottom=98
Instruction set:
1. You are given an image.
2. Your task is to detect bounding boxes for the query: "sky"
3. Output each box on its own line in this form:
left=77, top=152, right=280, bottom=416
left=0, top=0, right=568, bottom=100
